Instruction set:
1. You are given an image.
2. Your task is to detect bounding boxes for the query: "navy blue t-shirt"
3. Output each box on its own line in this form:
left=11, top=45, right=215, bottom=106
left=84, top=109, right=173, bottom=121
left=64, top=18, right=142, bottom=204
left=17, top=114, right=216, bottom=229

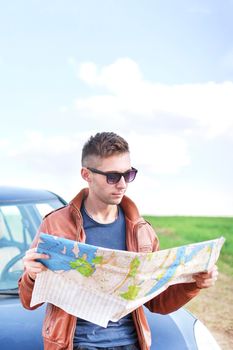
left=73, top=205, right=138, bottom=348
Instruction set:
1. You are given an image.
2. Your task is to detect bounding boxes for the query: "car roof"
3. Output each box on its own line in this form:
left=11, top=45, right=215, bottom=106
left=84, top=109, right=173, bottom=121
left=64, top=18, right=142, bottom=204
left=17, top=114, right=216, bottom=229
left=0, top=186, right=62, bottom=204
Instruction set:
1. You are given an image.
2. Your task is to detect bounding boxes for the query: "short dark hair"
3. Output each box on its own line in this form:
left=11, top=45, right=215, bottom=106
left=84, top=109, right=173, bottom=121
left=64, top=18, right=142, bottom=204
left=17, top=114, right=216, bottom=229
left=81, top=132, right=129, bottom=166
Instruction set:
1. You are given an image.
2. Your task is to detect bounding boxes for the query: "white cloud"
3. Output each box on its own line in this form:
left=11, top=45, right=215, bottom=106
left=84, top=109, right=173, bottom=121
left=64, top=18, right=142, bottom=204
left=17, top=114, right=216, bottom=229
left=78, top=62, right=98, bottom=86
left=78, top=58, right=142, bottom=94
left=128, top=132, right=190, bottom=174
left=3, top=131, right=88, bottom=177
left=9, top=131, right=78, bottom=156
left=0, top=138, right=10, bottom=148
left=0, top=131, right=89, bottom=201
left=137, top=185, right=233, bottom=217
left=74, top=58, right=233, bottom=138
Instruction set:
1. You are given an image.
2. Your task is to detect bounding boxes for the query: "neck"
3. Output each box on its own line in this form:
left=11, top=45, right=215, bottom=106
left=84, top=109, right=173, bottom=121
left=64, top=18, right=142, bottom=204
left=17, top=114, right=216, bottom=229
left=84, top=198, right=118, bottom=224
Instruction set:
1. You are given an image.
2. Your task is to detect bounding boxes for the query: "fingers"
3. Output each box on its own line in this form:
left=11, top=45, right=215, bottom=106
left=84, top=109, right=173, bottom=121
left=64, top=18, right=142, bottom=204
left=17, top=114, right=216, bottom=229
left=193, top=265, right=219, bottom=289
left=193, top=275, right=217, bottom=288
left=23, top=248, right=50, bottom=280
left=194, top=265, right=218, bottom=279
left=24, top=247, right=50, bottom=261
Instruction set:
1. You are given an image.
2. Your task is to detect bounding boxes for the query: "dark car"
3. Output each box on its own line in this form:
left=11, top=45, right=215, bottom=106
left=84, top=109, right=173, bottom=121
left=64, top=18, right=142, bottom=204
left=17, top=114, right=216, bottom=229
left=0, top=186, right=221, bottom=349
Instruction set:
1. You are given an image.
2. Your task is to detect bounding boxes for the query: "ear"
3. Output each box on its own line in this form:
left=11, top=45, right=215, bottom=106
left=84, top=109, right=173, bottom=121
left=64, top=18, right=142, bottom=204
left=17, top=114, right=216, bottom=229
left=81, top=167, right=91, bottom=183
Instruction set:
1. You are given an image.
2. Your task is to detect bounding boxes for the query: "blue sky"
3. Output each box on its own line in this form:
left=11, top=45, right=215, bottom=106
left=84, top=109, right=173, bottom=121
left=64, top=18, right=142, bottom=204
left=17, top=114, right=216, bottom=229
left=0, top=0, right=233, bottom=216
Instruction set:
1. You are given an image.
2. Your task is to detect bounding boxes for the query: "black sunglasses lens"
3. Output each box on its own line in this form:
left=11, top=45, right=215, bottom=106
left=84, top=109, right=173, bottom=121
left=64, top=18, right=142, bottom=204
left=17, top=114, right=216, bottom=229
left=106, top=169, right=137, bottom=184
left=124, top=169, right=137, bottom=183
left=106, top=173, right=121, bottom=184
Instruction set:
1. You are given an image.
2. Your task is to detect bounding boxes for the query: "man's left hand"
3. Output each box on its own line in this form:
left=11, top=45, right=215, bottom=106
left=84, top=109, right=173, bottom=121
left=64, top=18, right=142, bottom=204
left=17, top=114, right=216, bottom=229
left=193, top=265, right=218, bottom=289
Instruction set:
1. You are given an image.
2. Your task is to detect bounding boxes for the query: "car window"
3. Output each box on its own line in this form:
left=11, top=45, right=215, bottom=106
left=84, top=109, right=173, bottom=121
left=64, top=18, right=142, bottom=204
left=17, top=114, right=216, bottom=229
left=0, top=198, right=64, bottom=291
left=0, top=205, right=32, bottom=244
left=35, top=201, right=60, bottom=218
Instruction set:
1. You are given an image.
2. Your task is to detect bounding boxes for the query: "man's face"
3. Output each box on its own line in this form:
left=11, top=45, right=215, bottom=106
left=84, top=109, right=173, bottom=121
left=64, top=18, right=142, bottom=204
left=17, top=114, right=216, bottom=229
left=84, top=152, right=132, bottom=206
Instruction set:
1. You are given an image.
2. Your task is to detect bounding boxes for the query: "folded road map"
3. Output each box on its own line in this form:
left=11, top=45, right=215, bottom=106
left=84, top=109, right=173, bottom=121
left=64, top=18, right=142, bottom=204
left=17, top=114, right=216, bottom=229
left=31, top=233, right=225, bottom=327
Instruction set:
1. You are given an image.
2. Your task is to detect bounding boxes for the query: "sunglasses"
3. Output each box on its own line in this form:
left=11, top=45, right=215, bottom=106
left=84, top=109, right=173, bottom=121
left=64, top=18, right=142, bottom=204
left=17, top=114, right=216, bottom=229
left=87, top=167, right=138, bottom=184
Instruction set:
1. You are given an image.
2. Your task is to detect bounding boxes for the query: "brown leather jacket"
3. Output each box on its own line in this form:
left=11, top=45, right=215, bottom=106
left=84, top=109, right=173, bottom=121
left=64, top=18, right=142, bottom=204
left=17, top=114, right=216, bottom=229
left=18, top=188, right=200, bottom=350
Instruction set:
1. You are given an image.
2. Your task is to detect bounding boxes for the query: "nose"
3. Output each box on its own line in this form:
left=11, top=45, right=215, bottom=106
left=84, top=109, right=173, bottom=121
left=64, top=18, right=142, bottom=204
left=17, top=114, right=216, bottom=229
left=116, top=175, right=127, bottom=189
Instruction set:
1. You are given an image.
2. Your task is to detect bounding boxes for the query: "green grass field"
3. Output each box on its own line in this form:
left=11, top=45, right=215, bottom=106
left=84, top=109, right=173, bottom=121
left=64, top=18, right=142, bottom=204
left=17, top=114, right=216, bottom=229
left=143, top=216, right=233, bottom=276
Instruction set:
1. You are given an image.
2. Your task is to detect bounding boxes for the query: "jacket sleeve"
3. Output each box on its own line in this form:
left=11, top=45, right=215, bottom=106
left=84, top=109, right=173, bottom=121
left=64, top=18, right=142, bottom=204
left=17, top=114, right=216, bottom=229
left=18, top=220, right=49, bottom=310
left=145, top=282, right=200, bottom=314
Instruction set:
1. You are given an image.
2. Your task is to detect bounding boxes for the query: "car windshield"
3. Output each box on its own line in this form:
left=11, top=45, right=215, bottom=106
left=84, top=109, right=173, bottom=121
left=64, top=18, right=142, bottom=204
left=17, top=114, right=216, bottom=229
left=0, top=197, right=64, bottom=292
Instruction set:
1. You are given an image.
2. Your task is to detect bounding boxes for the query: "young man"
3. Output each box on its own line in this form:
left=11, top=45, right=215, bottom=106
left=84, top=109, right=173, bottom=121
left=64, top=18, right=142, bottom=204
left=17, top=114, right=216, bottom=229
left=19, top=132, right=218, bottom=350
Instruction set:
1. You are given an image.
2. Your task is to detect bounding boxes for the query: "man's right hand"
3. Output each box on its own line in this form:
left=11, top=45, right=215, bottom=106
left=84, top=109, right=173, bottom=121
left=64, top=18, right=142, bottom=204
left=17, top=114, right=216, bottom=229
left=23, top=248, right=50, bottom=281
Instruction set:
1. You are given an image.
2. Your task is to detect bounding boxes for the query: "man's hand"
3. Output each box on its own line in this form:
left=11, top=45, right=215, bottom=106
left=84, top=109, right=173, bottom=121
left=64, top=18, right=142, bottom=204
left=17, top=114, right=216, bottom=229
left=193, top=265, right=218, bottom=289
left=23, top=248, right=49, bottom=281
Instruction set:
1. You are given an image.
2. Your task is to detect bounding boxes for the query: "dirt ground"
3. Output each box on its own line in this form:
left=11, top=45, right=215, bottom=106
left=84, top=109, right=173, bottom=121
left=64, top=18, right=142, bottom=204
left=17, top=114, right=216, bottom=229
left=186, top=272, right=233, bottom=350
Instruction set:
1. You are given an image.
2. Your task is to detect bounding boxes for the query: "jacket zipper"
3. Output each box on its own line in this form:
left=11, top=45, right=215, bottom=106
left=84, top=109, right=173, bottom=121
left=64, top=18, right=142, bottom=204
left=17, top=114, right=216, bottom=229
left=70, top=205, right=85, bottom=349
left=134, top=308, right=147, bottom=350
left=68, top=316, right=78, bottom=350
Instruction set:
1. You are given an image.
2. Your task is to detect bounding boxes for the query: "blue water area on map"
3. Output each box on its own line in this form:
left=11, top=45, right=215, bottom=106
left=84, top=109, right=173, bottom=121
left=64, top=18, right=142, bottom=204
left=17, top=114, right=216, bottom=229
left=145, top=241, right=213, bottom=296
left=184, top=242, right=213, bottom=264
left=36, top=233, right=98, bottom=271
left=146, top=246, right=186, bottom=296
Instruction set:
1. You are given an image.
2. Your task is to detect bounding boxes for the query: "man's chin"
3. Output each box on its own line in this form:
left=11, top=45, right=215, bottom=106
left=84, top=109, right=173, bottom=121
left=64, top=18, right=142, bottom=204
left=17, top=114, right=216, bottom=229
left=109, top=195, right=124, bottom=204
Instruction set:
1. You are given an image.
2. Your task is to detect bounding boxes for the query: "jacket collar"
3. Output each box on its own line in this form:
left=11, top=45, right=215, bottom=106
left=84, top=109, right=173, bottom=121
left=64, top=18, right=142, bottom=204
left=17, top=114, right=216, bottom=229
left=70, top=188, right=140, bottom=223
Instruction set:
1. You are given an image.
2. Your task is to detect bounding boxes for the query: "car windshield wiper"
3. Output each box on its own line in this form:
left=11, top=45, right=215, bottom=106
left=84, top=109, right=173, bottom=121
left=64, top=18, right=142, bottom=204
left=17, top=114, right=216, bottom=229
left=0, top=288, right=19, bottom=295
